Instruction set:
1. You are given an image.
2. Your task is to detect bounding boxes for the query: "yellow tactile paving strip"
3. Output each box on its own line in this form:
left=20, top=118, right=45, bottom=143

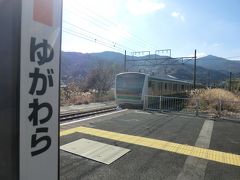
left=60, top=126, right=240, bottom=167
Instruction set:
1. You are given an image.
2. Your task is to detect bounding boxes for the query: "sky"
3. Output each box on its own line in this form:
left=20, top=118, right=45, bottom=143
left=62, top=0, right=240, bottom=59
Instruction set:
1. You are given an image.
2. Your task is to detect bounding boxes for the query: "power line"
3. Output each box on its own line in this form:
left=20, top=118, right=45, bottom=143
left=63, top=21, right=135, bottom=52
left=63, top=9, right=151, bottom=51
left=63, top=28, right=124, bottom=52
left=63, top=6, right=158, bottom=51
left=63, top=29, right=125, bottom=52
left=63, top=9, right=147, bottom=51
left=71, top=2, right=159, bottom=50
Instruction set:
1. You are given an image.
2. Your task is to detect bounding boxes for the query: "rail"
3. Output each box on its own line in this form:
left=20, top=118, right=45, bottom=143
left=60, top=106, right=117, bottom=122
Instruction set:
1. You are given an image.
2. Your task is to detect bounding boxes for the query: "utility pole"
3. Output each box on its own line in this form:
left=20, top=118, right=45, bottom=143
left=193, top=49, right=197, bottom=89
left=124, top=50, right=127, bottom=72
left=229, top=72, right=232, bottom=91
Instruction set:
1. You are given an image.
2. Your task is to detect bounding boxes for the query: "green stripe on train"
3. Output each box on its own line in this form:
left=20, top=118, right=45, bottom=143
left=117, top=95, right=141, bottom=100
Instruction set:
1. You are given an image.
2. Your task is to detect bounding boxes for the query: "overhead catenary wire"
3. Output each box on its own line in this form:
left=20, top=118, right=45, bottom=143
left=63, top=5, right=158, bottom=51
left=63, top=10, right=147, bottom=52
left=69, top=2, right=159, bottom=50
left=73, top=2, right=156, bottom=49
left=63, top=20, right=135, bottom=52
left=63, top=29, right=124, bottom=52
left=63, top=9, right=151, bottom=52
left=63, top=29, right=126, bottom=53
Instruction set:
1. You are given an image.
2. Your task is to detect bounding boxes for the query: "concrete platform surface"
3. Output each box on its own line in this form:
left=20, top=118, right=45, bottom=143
left=60, top=110, right=240, bottom=180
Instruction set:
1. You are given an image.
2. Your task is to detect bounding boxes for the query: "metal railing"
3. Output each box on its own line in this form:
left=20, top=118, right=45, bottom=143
left=143, top=95, right=240, bottom=119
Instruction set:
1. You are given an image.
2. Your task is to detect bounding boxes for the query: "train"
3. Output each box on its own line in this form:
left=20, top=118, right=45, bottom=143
left=115, top=72, right=203, bottom=107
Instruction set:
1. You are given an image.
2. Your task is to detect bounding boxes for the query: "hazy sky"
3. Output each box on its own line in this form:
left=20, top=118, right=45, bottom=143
left=62, top=0, right=240, bottom=59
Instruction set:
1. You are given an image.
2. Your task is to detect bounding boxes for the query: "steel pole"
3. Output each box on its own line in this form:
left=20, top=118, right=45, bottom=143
left=193, top=49, right=197, bottom=89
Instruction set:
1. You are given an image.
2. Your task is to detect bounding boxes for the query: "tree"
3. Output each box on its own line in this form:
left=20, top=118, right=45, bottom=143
left=85, top=61, right=121, bottom=96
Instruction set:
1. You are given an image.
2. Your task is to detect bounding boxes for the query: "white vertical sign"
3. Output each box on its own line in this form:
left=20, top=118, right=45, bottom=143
left=20, top=0, right=61, bottom=179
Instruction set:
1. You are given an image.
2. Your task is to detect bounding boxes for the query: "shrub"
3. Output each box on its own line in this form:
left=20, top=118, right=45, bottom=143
left=189, top=88, right=240, bottom=117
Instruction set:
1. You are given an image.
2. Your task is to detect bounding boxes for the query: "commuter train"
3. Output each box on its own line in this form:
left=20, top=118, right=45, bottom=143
left=115, top=72, right=202, bottom=107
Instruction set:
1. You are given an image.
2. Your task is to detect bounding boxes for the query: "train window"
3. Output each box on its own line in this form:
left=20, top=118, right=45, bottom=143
left=173, top=84, right=177, bottom=91
left=116, top=74, right=145, bottom=95
left=152, top=82, right=155, bottom=89
left=181, top=85, right=184, bottom=90
left=148, top=81, right=152, bottom=87
left=158, top=83, right=161, bottom=90
left=164, top=83, right=167, bottom=90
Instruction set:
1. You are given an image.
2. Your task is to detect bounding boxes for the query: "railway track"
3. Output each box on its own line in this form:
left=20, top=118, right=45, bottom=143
left=60, top=106, right=117, bottom=122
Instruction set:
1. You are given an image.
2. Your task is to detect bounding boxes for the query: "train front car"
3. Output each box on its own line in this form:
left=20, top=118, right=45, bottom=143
left=115, top=72, right=146, bottom=108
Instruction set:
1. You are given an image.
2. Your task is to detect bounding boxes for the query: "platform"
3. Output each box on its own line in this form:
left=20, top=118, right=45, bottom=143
left=60, top=109, right=240, bottom=180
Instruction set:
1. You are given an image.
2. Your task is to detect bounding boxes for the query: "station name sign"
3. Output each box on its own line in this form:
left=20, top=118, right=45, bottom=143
left=20, top=0, right=61, bottom=179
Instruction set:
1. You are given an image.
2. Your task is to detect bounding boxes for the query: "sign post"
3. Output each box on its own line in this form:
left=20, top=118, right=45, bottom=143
left=0, top=0, right=62, bottom=179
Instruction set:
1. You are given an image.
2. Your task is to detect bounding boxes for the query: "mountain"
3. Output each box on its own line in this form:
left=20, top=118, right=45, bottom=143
left=89, top=51, right=124, bottom=63
left=188, top=55, right=240, bottom=74
left=61, top=51, right=240, bottom=86
left=61, top=51, right=124, bottom=83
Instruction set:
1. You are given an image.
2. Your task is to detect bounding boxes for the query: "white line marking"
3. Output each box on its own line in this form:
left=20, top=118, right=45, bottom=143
left=177, top=120, right=214, bottom=180
left=134, top=110, right=151, bottom=114
left=60, top=109, right=128, bottom=126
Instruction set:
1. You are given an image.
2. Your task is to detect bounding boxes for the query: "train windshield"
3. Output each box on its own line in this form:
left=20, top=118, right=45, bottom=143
left=116, top=73, right=145, bottom=95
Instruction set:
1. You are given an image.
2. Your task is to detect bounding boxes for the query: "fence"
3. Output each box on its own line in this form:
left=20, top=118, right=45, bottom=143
left=143, top=95, right=240, bottom=119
